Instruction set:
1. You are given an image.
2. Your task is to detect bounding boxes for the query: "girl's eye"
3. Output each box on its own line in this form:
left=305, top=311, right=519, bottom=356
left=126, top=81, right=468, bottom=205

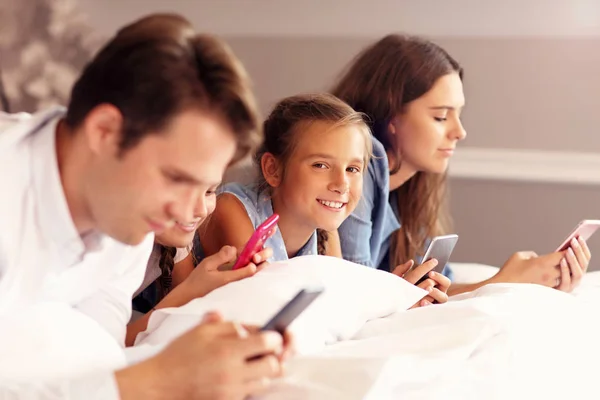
left=434, top=117, right=447, bottom=122
left=313, top=163, right=327, bottom=169
left=347, top=166, right=361, bottom=173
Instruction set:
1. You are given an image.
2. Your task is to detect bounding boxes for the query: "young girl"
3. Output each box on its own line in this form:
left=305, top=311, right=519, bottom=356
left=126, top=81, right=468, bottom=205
left=126, top=193, right=272, bottom=346
left=199, top=93, right=371, bottom=266
left=332, top=34, right=591, bottom=297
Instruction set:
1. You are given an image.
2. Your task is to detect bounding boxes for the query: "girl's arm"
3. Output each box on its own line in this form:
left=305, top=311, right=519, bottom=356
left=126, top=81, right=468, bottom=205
left=171, top=252, right=195, bottom=288
left=198, top=193, right=256, bottom=257
left=125, top=244, right=259, bottom=347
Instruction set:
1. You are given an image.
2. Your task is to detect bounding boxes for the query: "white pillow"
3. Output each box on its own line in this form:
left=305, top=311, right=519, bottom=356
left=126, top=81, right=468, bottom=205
left=135, top=255, right=427, bottom=354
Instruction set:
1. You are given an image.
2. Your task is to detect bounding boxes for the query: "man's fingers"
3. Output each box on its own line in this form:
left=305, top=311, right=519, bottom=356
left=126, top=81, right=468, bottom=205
left=237, top=331, right=284, bottom=360
left=244, top=355, right=282, bottom=382
left=201, top=311, right=224, bottom=324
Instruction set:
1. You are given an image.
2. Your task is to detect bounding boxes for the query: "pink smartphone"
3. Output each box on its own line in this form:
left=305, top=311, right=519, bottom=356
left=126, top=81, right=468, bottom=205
left=232, top=213, right=279, bottom=270
left=555, top=219, right=600, bottom=252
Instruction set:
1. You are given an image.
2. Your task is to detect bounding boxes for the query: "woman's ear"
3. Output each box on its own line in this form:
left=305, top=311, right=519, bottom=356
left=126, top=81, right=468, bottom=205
left=260, top=153, right=283, bottom=188
left=387, top=118, right=397, bottom=136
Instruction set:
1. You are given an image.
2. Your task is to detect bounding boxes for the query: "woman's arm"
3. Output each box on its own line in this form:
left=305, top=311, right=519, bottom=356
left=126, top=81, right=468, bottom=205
left=447, top=245, right=591, bottom=296
left=447, top=280, right=495, bottom=297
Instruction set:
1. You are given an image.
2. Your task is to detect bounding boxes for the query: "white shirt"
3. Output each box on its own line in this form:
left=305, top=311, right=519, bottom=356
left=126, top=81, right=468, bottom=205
left=0, top=107, right=154, bottom=399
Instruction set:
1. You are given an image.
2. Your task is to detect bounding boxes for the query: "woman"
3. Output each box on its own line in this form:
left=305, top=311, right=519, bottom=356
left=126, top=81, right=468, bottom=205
left=332, top=34, right=590, bottom=297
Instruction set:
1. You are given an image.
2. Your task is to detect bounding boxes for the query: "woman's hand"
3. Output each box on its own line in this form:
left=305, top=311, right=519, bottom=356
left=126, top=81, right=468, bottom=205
left=392, top=259, right=451, bottom=307
left=493, top=238, right=590, bottom=293
left=555, top=237, right=591, bottom=292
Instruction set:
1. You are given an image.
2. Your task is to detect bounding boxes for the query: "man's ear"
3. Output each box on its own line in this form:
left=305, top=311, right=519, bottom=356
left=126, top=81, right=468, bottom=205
left=260, top=152, right=283, bottom=188
left=81, top=104, right=124, bottom=156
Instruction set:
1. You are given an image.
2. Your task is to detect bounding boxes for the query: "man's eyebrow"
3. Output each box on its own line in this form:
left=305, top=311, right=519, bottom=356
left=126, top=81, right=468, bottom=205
left=164, top=168, right=204, bottom=185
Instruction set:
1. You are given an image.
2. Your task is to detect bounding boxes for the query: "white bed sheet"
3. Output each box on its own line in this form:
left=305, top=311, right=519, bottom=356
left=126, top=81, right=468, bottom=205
left=127, top=261, right=600, bottom=400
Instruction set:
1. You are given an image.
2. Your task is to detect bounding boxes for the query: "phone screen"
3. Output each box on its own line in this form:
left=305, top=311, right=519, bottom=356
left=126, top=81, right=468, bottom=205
left=261, top=288, right=324, bottom=334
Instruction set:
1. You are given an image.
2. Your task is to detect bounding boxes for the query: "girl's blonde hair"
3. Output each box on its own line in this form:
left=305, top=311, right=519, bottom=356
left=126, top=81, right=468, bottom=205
left=256, top=93, right=372, bottom=254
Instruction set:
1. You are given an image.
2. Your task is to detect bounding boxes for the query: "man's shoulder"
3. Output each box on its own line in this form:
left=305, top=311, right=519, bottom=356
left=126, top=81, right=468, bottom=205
left=0, top=107, right=65, bottom=152
left=101, top=234, right=155, bottom=274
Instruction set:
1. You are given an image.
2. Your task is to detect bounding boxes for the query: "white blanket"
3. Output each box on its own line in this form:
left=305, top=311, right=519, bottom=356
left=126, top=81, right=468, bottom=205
left=132, top=259, right=600, bottom=399
left=257, top=282, right=600, bottom=399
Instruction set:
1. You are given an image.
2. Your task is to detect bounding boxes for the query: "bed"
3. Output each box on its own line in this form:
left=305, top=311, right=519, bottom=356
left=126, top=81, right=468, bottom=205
left=128, top=256, right=600, bottom=400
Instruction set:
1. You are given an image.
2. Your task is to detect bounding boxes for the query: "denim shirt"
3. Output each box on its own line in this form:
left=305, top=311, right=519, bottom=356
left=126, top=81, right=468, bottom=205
left=194, top=182, right=318, bottom=263
left=337, top=136, right=454, bottom=280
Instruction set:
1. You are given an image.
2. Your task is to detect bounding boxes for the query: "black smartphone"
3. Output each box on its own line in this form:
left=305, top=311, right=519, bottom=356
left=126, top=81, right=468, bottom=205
left=261, top=288, right=324, bottom=334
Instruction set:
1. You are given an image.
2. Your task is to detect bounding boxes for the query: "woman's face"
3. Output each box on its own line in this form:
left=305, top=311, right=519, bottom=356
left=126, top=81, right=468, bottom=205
left=389, top=72, right=466, bottom=178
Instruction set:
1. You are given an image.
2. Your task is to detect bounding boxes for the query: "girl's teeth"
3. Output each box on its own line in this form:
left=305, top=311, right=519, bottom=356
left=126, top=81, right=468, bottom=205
left=319, top=200, right=344, bottom=209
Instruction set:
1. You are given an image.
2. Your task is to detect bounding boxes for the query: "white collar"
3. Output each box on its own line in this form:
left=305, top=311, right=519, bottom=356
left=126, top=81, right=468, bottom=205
left=30, top=107, right=104, bottom=268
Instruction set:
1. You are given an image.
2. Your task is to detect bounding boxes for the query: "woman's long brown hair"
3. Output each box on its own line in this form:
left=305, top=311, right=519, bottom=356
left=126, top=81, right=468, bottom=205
left=331, top=34, right=462, bottom=270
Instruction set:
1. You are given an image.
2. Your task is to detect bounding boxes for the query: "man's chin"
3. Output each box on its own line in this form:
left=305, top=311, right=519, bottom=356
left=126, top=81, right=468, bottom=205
left=112, top=231, right=150, bottom=246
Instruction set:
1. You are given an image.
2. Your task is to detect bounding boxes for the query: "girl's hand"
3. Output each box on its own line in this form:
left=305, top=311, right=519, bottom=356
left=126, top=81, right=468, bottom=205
left=180, top=245, right=272, bottom=302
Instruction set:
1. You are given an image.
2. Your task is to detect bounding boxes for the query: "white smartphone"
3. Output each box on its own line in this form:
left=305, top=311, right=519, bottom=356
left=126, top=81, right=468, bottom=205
left=417, top=234, right=459, bottom=275
left=555, top=219, right=600, bottom=252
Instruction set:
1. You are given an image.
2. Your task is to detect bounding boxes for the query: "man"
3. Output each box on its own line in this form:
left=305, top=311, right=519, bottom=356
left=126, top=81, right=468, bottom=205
left=0, top=13, right=289, bottom=400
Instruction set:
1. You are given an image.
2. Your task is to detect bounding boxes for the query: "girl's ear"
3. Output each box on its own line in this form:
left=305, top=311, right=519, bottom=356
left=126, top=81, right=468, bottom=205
left=260, top=153, right=283, bottom=188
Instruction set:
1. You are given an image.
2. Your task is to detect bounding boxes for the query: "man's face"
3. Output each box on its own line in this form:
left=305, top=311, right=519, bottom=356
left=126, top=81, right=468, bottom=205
left=83, top=108, right=237, bottom=245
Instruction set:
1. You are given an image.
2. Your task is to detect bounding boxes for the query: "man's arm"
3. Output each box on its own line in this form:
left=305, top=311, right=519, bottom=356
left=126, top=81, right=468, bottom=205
left=0, top=370, right=120, bottom=399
